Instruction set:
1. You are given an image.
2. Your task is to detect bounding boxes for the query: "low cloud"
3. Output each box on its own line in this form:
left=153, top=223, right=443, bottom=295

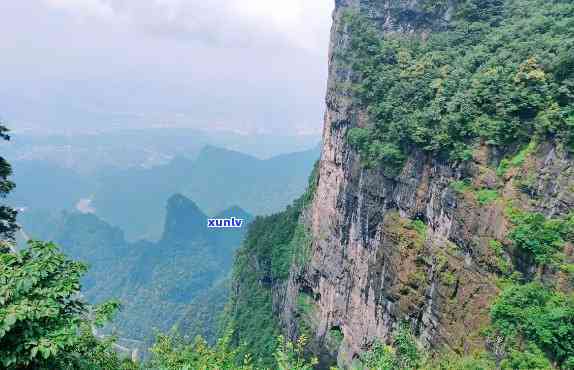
left=45, top=0, right=117, bottom=19
left=3, top=0, right=332, bottom=134
left=43, top=0, right=332, bottom=52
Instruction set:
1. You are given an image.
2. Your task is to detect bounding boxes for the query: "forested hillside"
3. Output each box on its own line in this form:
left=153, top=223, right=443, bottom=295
left=20, top=194, right=251, bottom=342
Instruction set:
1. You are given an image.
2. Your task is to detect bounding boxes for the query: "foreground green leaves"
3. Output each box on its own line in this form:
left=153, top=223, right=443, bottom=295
left=0, top=240, right=133, bottom=370
left=146, top=331, right=319, bottom=370
left=274, top=335, right=318, bottom=370
left=147, top=331, right=252, bottom=370
left=0, top=241, right=87, bottom=368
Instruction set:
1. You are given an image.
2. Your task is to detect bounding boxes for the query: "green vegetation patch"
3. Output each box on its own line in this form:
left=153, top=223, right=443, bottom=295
left=440, top=271, right=458, bottom=286
left=224, top=163, right=320, bottom=366
left=355, top=323, right=498, bottom=369
left=497, top=141, right=538, bottom=177
left=450, top=179, right=500, bottom=206
left=476, top=189, right=500, bottom=206
left=344, top=0, right=574, bottom=176
left=328, top=327, right=344, bottom=347
left=489, top=240, right=512, bottom=275
left=409, top=219, right=428, bottom=240
left=291, top=224, right=313, bottom=268
left=490, top=282, right=574, bottom=368
left=508, top=211, right=574, bottom=265
left=296, top=293, right=315, bottom=317
left=450, top=179, right=473, bottom=194
left=561, top=264, right=574, bottom=283
left=487, top=211, right=574, bottom=367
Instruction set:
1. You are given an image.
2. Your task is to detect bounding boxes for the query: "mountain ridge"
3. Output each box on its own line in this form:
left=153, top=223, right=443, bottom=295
left=20, top=193, right=252, bottom=341
left=10, top=144, right=319, bottom=240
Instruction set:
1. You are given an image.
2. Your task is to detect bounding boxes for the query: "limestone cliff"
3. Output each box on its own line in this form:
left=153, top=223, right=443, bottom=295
left=227, top=1, right=574, bottom=368
left=275, top=0, right=574, bottom=368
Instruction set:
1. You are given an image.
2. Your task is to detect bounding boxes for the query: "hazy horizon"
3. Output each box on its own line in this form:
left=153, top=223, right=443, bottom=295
left=1, top=0, right=333, bottom=136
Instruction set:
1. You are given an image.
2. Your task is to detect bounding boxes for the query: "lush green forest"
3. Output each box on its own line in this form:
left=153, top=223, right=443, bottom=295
left=346, top=0, right=574, bottom=175
left=223, top=162, right=319, bottom=368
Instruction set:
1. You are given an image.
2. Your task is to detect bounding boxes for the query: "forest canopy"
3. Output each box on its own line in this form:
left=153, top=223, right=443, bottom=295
left=345, top=0, right=574, bottom=175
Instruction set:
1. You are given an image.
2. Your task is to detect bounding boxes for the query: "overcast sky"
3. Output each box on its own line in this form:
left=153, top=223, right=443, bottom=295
left=0, top=0, right=333, bottom=135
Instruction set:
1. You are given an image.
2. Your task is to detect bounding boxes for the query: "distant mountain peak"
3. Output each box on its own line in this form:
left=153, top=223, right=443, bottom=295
left=214, top=205, right=253, bottom=222
left=167, top=193, right=203, bottom=211
left=162, top=194, right=208, bottom=244
left=196, top=145, right=258, bottom=162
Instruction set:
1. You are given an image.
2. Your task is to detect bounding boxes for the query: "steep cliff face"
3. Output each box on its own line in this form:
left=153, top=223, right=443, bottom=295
left=226, top=0, right=574, bottom=368
left=277, top=0, right=574, bottom=368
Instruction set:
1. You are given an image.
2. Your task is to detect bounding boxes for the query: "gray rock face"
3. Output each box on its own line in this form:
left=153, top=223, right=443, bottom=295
left=273, top=1, right=574, bottom=369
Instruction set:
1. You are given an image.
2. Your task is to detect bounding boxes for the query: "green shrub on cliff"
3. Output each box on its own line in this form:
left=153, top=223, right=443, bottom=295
left=490, top=282, right=574, bottom=368
left=501, top=345, right=553, bottom=370
left=355, top=324, right=498, bottom=370
left=358, top=324, right=421, bottom=370
left=508, top=211, right=574, bottom=265
left=497, top=141, right=537, bottom=177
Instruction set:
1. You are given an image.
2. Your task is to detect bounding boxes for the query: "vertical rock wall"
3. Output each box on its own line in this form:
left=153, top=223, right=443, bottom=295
left=277, top=1, right=574, bottom=368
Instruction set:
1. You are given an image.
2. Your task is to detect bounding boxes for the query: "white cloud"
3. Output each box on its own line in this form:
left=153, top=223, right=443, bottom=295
left=44, top=0, right=116, bottom=19
left=42, top=0, right=333, bottom=52
left=8, top=0, right=331, bottom=134
left=232, top=0, right=333, bottom=51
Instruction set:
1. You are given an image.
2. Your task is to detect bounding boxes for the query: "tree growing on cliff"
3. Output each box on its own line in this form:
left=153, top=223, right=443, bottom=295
left=0, top=123, right=18, bottom=249
left=490, top=282, right=574, bottom=368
